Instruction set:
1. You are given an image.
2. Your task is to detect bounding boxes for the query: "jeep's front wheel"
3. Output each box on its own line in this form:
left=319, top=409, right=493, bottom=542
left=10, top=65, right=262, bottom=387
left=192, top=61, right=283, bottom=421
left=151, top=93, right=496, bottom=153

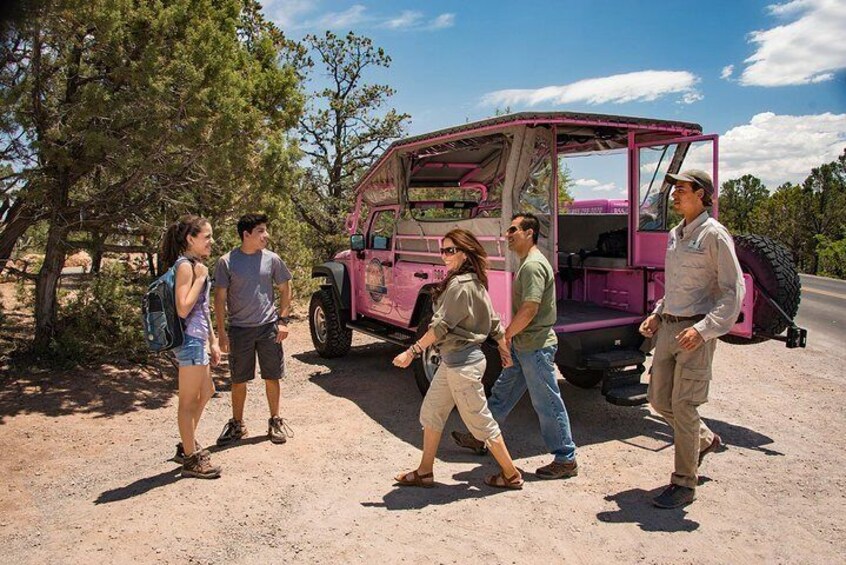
left=309, top=287, right=352, bottom=358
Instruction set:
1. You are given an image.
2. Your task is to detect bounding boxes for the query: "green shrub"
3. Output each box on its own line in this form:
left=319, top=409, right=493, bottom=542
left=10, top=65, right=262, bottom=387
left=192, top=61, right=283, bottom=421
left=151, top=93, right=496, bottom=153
left=816, top=235, right=846, bottom=280
left=52, top=263, right=149, bottom=365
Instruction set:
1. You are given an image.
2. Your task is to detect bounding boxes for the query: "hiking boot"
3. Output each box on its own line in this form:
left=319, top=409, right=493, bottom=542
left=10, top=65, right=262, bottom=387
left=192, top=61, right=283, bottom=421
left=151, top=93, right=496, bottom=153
left=181, top=450, right=221, bottom=480
left=450, top=431, right=488, bottom=455
left=173, top=441, right=204, bottom=465
left=535, top=459, right=578, bottom=480
left=268, top=416, right=293, bottom=444
left=698, top=434, right=724, bottom=467
left=652, top=484, right=696, bottom=509
left=217, top=418, right=248, bottom=446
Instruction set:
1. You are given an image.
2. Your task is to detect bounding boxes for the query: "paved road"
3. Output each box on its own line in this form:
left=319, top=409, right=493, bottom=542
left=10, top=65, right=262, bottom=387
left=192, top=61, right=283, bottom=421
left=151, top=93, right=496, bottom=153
left=795, top=274, right=846, bottom=353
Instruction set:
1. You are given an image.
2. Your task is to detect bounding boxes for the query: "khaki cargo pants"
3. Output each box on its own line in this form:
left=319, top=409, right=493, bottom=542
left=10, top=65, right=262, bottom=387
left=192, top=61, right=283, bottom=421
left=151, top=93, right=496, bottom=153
left=419, top=358, right=501, bottom=443
left=648, top=318, right=718, bottom=489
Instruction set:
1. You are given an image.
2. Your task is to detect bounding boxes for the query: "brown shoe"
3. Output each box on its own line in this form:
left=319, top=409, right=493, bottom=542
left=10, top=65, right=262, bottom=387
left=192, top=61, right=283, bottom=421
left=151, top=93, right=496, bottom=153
left=450, top=431, right=488, bottom=455
left=268, top=416, right=292, bottom=444
left=173, top=441, right=203, bottom=465
left=182, top=450, right=221, bottom=479
left=535, top=460, right=578, bottom=480
left=216, top=418, right=248, bottom=446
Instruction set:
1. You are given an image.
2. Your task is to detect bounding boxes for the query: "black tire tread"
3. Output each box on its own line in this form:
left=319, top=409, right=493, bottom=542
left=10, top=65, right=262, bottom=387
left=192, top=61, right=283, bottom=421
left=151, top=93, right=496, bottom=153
left=309, top=287, right=352, bottom=358
left=722, top=234, right=801, bottom=344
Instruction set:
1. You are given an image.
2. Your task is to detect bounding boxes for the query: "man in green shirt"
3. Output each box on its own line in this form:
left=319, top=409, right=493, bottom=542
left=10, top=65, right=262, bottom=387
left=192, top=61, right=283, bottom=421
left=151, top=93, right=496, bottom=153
left=453, top=213, right=578, bottom=479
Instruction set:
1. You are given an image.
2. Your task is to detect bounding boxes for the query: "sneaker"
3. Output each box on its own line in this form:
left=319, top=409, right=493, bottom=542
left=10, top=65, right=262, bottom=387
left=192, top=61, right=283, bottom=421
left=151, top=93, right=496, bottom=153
left=652, top=484, right=696, bottom=509
left=173, top=441, right=204, bottom=465
left=181, top=450, right=221, bottom=480
left=535, top=460, right=578, bottom=480
left=450, top=431, right=488, bottom=455
left=268, top=416, right=293, bottom=444
left=216, top=418, right=248, bottom=446
left=698, top=434, right=723, bottom=467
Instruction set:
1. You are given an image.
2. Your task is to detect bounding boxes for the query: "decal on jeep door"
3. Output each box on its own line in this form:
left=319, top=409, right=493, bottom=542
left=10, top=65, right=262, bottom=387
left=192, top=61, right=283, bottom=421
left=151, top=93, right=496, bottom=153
left=365, top=258, right=387, bottom=302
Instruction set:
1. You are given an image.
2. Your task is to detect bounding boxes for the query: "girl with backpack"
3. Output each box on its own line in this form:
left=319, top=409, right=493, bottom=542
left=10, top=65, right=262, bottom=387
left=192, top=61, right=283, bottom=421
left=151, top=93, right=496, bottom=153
left=162, top=215, right=222, bottom=479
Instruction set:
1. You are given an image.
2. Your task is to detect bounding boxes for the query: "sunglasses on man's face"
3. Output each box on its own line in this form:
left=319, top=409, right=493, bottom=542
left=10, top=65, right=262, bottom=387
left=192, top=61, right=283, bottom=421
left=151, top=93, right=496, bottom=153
left=439, top=246, right=461, bottom=256
left=506, top=226, right=523, bottom=235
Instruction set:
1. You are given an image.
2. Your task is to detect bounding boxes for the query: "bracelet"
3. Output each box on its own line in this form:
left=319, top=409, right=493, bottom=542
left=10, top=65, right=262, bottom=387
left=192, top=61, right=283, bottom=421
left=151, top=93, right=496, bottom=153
left=279, top=316, right=292, bottom=325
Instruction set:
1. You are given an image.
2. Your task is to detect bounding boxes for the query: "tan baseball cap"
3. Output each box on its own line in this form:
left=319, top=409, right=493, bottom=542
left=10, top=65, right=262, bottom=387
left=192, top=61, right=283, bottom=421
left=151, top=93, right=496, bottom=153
left=665, top=169, right=714, bottom=196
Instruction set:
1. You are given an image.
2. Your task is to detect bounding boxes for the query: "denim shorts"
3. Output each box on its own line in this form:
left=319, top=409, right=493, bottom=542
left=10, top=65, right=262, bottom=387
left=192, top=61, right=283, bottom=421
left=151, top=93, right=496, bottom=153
left=174, top=334, right=209, bottom=367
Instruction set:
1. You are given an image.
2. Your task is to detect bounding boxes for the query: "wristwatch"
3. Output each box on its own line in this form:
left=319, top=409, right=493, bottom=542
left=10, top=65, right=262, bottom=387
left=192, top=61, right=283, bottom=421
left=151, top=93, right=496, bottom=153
left=279, top=316, right=292, bottom=325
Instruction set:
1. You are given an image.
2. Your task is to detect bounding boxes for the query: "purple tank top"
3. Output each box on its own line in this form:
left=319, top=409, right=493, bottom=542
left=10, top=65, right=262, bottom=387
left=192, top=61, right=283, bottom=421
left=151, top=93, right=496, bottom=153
left=175, top=256, right=210, bottom=340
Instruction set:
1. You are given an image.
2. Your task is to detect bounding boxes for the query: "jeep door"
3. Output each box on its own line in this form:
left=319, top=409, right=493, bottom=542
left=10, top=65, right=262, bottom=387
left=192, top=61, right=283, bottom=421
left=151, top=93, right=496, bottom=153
left=356, top=207, right=399, bottom=320
left=630, top=134, right=718, bottom=267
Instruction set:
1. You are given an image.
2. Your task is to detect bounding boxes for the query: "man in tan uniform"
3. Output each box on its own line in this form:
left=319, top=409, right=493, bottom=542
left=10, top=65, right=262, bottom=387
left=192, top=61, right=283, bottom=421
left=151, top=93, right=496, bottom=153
left=639, top=169, right=745, bottom=509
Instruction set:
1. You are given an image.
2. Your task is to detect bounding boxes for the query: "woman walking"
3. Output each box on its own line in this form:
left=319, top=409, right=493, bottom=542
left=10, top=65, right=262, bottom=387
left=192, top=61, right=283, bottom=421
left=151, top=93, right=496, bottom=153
left=162, top=215, right=222, bottom=479
left=392, top=228, right=524, bottom=489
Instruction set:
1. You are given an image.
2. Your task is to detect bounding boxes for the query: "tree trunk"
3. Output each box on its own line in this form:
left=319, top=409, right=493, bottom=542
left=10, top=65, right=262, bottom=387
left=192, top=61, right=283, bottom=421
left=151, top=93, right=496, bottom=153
left=91, top=230, right=105, bottom=273
left=34, top=218, right=68, bottom=351
left=146, top=252, right=157, bottom=278
left=0, top=200, right=42, bottom=275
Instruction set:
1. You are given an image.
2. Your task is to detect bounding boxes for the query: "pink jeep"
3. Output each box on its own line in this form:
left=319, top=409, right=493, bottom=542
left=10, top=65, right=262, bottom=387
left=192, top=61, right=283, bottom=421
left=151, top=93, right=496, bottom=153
left=308, top=112, right=806, bottom=406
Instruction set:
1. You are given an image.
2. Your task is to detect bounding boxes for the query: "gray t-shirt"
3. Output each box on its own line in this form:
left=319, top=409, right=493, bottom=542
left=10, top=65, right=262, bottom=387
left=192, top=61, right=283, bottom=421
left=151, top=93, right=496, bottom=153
left=214, top=248, right=291, bottom=328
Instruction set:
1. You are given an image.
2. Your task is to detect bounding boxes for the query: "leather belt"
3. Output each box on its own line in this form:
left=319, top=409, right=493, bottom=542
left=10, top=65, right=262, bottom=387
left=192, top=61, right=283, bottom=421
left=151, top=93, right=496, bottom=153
left=661, top=314, right=705, bottom=323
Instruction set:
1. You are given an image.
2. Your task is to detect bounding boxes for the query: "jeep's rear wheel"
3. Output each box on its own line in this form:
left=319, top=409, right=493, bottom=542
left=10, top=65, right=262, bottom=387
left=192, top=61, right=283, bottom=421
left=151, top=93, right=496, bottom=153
left=559, top=366, right=604, bottom=389
left=720, top=234, right=801, bottom=345
left=309, top=287, right=352, bottom=358
left=412, top=300, right=502, bottom=397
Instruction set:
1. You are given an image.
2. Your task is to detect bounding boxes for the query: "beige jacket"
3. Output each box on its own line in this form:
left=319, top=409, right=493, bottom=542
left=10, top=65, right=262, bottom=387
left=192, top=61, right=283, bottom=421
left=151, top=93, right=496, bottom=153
left=429, top=273, right=504, bottom=354
left=653, top=211, right=745, bottom=342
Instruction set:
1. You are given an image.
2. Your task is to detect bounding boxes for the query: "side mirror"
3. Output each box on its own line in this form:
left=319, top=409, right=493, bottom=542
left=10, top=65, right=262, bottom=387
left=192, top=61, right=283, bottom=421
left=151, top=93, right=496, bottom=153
left=350, top=234, right=365, bottom=251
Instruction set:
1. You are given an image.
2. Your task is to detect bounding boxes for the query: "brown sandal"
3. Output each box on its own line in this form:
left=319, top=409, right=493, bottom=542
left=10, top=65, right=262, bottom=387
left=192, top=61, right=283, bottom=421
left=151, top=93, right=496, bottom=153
left=485, top=471, right=524, bottom=490
left=395, top=470, right=435, bottom=488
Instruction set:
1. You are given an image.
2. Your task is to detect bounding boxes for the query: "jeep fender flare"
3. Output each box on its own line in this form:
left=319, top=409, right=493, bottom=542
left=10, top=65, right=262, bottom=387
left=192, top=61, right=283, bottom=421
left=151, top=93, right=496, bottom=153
left=409, top=285, right=439, bottom=328
left=311, top=262, right=351, bottom=312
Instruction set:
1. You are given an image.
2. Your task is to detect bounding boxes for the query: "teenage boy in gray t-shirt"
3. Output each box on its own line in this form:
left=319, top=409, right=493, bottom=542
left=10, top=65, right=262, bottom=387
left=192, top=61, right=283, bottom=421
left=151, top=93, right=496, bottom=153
left=214, top=213, right=293, bottom=445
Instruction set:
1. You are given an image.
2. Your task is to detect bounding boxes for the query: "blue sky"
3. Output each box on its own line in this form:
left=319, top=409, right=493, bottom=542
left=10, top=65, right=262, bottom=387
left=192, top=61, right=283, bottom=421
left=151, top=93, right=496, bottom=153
left=265, top=0, right=846, bottom=200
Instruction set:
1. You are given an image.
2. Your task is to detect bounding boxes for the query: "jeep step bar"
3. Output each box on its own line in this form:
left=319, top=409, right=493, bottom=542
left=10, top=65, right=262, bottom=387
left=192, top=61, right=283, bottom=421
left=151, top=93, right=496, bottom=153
left=584, top=349, right=649, bottom=406
left=346, top=319, right=415, bottom=347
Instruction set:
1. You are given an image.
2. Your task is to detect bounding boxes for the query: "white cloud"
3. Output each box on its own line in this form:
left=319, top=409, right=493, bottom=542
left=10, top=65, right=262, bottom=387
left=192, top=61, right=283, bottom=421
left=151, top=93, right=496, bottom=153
left=481, top=70, right=701, bottom=107
left=384, top=10, right=423, bottom=29
left=740, top=0, right=846, bottom=86
left=267, top=2, right=455, bottom=32
left=312, top=4, right=368, bottom=29
left=428, top=13, right=456, bottom=30
left=592, top=182, right=619, bottom=192
left=721, top=64, right=735, bottom=80
left=719, top=112, right=846, bottom=186
left=574, top=178, right=600, bottom=187
left=262, top=0, right=315, bottom=28
left=679, top=91, right=704, bottom=105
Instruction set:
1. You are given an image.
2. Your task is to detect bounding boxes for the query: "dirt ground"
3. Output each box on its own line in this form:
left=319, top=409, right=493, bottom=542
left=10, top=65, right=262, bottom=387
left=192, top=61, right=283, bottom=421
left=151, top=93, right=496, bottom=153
left=0, top=310, right=844, bottom=564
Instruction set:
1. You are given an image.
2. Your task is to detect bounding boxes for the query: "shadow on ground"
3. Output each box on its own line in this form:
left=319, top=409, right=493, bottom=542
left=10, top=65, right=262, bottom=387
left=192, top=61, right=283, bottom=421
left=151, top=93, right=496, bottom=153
left=0, top=339, right=231, bottom=423
left=597, top=486, right=702, bottom=532
left=298, top=343, right=783, bottom=461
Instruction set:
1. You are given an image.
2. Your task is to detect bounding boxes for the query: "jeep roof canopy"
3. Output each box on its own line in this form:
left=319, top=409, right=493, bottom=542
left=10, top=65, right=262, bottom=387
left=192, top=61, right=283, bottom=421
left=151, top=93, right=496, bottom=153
left=347, top=111, right=703, bottom=267
left=353, top=111, right=702, bottom=207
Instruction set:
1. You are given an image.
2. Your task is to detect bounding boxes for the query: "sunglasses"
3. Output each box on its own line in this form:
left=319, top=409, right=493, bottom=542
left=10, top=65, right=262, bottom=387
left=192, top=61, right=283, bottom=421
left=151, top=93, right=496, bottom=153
left=506, top=226, right=523, bottom=235
left=439, top=246, right=461, bottom=256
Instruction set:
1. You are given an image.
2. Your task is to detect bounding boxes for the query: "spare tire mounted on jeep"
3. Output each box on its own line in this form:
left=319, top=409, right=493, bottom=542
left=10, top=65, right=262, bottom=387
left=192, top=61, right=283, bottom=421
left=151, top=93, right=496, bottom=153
left=720, top=234, right=801, bottom=345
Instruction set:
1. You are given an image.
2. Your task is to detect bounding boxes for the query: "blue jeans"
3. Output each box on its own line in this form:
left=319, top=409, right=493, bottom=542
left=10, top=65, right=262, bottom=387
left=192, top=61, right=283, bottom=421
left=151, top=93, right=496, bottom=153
left=488, top=344, right=577, bottom=463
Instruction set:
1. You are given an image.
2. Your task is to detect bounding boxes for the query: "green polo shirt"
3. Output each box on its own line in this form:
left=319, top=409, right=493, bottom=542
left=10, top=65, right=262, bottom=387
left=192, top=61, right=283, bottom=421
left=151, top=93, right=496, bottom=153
left=512, top=248, right=558, bottom=351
